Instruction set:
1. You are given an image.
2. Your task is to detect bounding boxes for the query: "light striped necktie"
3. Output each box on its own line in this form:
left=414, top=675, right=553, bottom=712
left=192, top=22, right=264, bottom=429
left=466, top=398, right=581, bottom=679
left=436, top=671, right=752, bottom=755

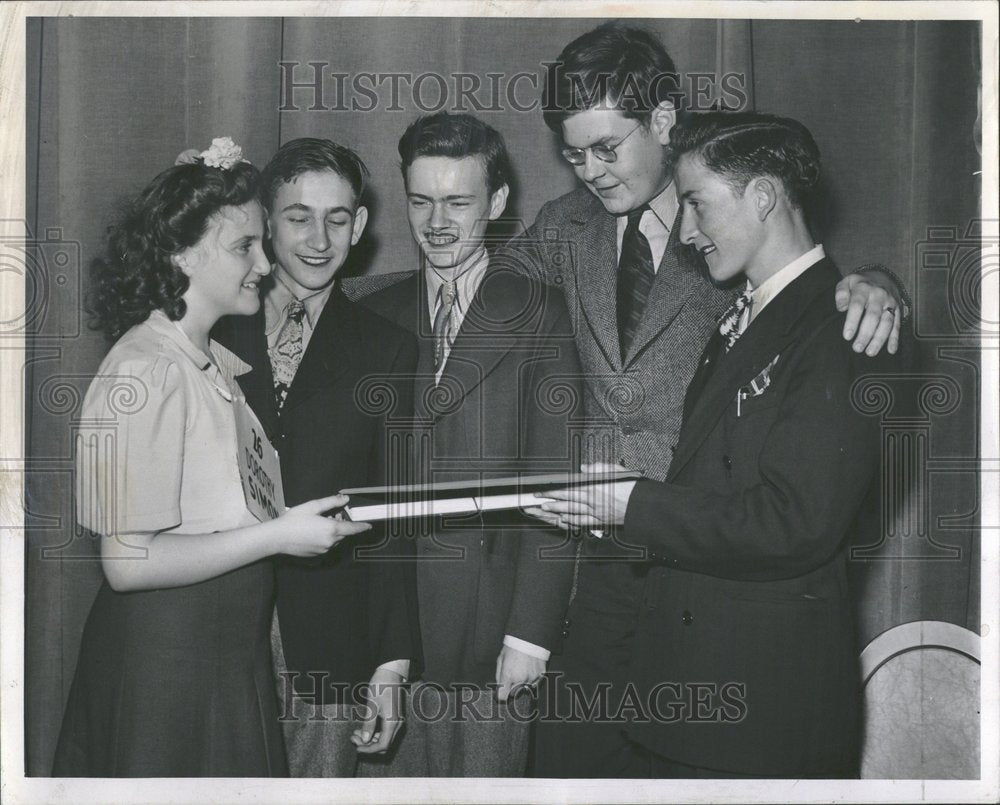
left=432, top=280, right=457, bottom=374
left=718, top=290, right=753, bottom=352
left=270, top=299, right=306, bottom=412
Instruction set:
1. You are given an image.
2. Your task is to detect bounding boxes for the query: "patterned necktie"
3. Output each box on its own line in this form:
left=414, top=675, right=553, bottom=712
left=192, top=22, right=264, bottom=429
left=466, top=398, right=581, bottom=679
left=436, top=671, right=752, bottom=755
left=616, top=205, right=655, bottom=359
left=270, top=299, right=306, bottom=412
left=718, top=290, right=754, bottom=352
left=432, top=280, right=457, bottom=375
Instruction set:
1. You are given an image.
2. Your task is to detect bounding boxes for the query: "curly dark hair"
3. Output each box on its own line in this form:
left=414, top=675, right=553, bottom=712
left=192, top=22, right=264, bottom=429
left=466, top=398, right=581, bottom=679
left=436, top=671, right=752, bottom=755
left=89, top=160, right=261, bottom=340
left=668, top=111, right=821, bottom=210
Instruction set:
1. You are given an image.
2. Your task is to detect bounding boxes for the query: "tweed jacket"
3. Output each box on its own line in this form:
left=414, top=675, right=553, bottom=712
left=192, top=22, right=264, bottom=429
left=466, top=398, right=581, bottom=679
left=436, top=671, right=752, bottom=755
left=492, top=187, right=734, bottom=485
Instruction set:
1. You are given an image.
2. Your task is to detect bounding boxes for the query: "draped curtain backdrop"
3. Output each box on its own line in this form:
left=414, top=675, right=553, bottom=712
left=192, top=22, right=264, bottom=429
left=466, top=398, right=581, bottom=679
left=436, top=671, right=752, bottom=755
left=25, top=17, right=982, bottom=775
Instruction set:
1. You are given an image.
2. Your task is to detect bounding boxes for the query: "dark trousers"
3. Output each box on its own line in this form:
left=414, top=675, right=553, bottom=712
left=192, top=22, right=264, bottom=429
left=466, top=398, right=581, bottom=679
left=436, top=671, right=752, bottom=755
left=532, top=556, right=859, bottom=780
left=533, top=558, right=647, bottom=778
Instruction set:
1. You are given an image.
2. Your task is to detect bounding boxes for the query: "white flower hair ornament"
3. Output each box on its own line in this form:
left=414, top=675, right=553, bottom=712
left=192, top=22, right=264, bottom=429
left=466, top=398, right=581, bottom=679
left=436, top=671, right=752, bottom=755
left=174, top=137, right=249, bottom=170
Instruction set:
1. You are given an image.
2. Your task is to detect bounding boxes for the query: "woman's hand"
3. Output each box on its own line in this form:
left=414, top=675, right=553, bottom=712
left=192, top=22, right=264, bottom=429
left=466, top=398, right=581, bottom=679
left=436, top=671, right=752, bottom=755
left=272, top=494, right=372, bottom=557
left=101, top=495, right=372, bottom=592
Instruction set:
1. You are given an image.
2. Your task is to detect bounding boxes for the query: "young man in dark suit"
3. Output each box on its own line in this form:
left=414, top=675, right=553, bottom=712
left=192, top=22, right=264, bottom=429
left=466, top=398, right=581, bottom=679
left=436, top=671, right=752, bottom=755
left=532, top=111, right=892, bottom=777
left=491, top=21, right=908, bottom=777
left=354, top=112, right=582, bottom=777
left=214, top=139, right=420, bottom=776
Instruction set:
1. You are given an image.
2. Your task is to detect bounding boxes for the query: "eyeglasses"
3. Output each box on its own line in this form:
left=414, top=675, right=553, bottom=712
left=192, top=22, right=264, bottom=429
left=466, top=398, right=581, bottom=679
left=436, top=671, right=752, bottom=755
left=561, top=122, right=643, bottom=166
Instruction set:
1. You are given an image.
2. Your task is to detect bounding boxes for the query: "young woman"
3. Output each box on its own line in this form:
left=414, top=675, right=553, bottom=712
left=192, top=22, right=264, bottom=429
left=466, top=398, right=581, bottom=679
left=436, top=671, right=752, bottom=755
left=53, top=139, right=371, bottom=777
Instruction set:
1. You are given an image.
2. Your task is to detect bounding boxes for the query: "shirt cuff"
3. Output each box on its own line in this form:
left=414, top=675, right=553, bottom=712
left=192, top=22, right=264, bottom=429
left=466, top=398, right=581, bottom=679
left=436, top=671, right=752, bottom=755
left=503, top=635, right=551, bottom=661
left=375, top=659, right=410, bottom=681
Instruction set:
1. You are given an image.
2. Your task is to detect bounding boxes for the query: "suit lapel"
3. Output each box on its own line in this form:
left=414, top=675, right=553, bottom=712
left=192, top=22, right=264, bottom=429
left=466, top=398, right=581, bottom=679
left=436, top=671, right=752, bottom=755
left=667, top=259, right=841, bottom=481
left=572, top=208, right=622, bottom=369
left=682, top=328, right=727, bottom=424
left=624, top=207, right=709, bottom=367
left=281, top=285, right=355, bottom=415
left=411, top=273, right=437, bottom=420
left=571, top=201, right=710, bottom=370
left=437, top=264, right=522, bottom=406
left=354, top=271, right=436, bottom=419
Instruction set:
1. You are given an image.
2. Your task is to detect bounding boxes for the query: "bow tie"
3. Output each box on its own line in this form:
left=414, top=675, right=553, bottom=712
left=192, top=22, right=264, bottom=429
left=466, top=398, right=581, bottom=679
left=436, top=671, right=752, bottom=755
left=718, top=291, right=753, bottom=352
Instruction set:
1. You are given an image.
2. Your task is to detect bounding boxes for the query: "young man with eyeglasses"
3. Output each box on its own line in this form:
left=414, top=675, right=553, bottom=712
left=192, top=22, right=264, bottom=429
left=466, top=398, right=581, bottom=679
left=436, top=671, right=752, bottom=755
left=492, top=21, right=906, bottom=778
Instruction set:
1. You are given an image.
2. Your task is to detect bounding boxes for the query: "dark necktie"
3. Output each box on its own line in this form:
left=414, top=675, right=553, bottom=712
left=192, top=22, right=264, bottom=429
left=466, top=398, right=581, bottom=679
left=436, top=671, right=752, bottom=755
left=270, top=299, right=306, bottom=412
left=616, top=205, right=655, bottom=359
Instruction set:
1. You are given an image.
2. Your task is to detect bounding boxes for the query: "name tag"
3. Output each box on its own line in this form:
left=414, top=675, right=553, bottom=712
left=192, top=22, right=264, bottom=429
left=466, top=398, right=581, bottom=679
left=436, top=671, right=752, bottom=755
left=233, top=399, right=285, bottom=521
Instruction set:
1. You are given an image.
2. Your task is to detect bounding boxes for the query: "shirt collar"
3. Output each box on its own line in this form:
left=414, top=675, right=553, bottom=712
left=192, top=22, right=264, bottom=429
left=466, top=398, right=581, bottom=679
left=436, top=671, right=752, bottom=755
left=647, top=181, right=678, bottom=231
left=424, top=247, right=490, bottom=318
left=748, top=244, right=826, bottom=319
left=264, top=265, right=335, bottom=336
left=615, top=181, right=678, bottom=236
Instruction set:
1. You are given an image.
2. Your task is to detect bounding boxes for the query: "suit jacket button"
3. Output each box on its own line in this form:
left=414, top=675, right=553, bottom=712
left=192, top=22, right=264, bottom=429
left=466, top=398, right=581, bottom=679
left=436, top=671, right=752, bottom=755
left=561, top=617, right=572, bottom=638
left=621, top=425, right=636, bottom=436
left=682, top=610, right=694, bottom=625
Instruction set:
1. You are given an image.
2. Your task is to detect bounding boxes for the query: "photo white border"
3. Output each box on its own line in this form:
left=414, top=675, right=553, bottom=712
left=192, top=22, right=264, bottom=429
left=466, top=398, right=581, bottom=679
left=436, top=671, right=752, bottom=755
left=1, top=2, right=996, bottom=803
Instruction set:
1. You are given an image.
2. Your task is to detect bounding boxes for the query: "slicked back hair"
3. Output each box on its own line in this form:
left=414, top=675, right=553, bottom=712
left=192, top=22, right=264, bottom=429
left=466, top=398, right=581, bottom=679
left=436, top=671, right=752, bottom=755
left=669, top=111, right=822, bottom=209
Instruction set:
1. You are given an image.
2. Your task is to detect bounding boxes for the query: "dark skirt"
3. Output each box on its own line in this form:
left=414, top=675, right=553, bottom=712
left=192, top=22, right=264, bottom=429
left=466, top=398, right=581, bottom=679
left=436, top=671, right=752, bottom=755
left=53, top=560, right=287, bottom=777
